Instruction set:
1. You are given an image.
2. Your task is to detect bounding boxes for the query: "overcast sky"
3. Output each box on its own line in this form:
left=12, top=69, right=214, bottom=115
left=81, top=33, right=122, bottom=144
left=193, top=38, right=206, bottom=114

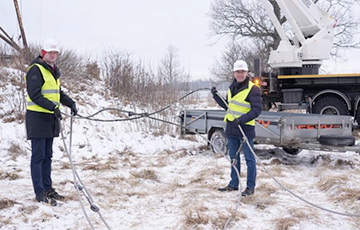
left=0, top=0, right=229, bottom=80
left=1, top=0, right=360, bottom=80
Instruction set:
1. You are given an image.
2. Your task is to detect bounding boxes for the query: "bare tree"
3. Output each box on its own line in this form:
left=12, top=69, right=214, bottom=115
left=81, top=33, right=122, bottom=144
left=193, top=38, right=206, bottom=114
left=318, top=0, right=360, bottom=59
left=211, top=40, right=269, bottom=81
left=157, top=45, right=185, bottom=86
left=209, top=0, right=360, bottom=78
left=103, top=50, right=135, bottom=98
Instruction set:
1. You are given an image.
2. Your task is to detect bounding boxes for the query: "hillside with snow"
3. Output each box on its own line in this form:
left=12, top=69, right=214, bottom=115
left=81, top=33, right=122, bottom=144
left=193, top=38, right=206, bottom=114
left=1, top=66, right=360, bottom=230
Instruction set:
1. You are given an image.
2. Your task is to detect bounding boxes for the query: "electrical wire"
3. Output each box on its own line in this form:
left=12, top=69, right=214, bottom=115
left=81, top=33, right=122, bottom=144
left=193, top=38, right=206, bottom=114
left=58, top=87, right=360, bottom=230
left=59, top=116, right=112, bottom=230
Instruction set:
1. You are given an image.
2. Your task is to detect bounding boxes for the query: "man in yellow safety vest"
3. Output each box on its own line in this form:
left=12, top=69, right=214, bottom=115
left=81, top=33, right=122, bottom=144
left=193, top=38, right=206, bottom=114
left=211, top=60, right=262, bottom=196
left=25, top=38, right=78, bottom=206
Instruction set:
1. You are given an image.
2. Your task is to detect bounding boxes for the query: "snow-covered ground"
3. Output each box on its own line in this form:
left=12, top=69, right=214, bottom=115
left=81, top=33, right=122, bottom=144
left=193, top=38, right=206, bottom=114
left=1, top=67, right=360, bottom=230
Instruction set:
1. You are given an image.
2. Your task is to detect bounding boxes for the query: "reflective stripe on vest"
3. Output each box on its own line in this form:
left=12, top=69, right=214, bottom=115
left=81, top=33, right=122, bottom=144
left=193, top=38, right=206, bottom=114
left=26, top=64, right=60, bottom=114
left=223, top=81, right=255, bottom=126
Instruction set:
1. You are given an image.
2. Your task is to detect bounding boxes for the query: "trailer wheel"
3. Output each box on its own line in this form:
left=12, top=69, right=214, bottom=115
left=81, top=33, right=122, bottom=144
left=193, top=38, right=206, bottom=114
left=282, top=147, right=301, bottom=155
left=319, top=135, right=355, bottom=147
left=210, top=129, right=228, bottom=155
left=313, top=96, right=348, bottom=115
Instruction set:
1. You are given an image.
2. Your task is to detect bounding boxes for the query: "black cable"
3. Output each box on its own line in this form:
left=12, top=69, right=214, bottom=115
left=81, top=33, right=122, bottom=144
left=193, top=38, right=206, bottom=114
left=62, top=88, right=211, bottom=124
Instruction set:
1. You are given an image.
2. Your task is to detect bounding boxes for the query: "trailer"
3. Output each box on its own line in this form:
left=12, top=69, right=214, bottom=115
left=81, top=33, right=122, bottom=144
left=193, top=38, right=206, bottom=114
left=179, top=109, right=359, bottom=155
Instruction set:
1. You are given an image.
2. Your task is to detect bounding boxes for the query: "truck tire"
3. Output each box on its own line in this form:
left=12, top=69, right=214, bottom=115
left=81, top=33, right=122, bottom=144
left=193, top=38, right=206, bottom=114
left=282, top=147, right=301, bottom=155
left=319, top=135, right=355, bottom=146
left=312, top=96, right=348, bottom=115
left=356, top=107, right=360, bottom=128
left=210, top=129, right=228, bottom=155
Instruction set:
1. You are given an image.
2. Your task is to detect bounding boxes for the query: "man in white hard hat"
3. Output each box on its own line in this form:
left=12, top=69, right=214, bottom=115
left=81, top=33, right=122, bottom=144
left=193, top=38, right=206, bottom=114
left=211, top=60, right=262, bottom=196
left=25, top=38, right=78, bottom=206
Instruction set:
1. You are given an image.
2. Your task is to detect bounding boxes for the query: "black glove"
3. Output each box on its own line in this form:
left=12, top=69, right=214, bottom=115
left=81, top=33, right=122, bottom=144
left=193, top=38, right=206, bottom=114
left=54, top=107, right=62, bottom=120
left=71, top=103, right=78, bottom=116
left=211, top=87, right=218, bottom=95
left=234, top=118, right=243, bottom=126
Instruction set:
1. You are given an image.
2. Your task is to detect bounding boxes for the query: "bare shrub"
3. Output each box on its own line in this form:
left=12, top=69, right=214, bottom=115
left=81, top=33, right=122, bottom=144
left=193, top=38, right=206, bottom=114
left=56, top=49, right=85, bottom=80
left=18, top=205, right=39, bottom=215
left=83, top=61, right=100, bottom=80
left=317, top=175, right=347, bottom=192
left=0, top=199, right=16, bottom=210
left=0, top=171, right=20, bottom=180
left=130, top=169, right=159, bottom=182
left=58, top=179, right=73, bottom=186
left=183, top=207, right=210, bottom=227
left=9, top=143, right=25, bottom=161
left=242, top=191, right=278, bottom=210
left=0, top=67, right=26, bottom=122
left=60, top=161, right=71, bottom=169
left=0, top=43, right=14, bottom=67
left=102, top=50, right=135, bottom=99
left=102, top=47, right=191, bottom=135
left=61, top=192, right=78, bottom=202
left=334, top=187, right=360, bottom=209
left=4, top=93, right=26, bottom=122
left=256, top=183, right=278, bottom=196
left=108, top=175, right=126, bottom=184
left=106, top=156, right=118, bottom=165
left=274, top=217, right=298, bottom=230
left=82, top=162, right=118, bottom=171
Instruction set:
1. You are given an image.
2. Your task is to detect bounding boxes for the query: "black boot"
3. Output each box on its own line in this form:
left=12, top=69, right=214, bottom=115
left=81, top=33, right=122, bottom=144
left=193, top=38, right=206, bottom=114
left=35, top=191, right=57, bottom=206
left=45, top=187, right=65, bottom=200
left=218, top=185, right=238, bottom=192
left=241, top=187, right=254, bottom=197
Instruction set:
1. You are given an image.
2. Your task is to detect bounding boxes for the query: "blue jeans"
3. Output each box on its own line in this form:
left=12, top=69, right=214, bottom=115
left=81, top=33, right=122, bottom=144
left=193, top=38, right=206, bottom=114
left=30, top=138, right=53, bottom=196
left=227, top=137, right=256, bottom=189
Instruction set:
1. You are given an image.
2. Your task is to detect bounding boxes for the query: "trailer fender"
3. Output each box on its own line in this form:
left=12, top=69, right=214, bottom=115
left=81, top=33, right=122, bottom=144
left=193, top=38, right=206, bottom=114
left=312, top=90, right=351, bottom=111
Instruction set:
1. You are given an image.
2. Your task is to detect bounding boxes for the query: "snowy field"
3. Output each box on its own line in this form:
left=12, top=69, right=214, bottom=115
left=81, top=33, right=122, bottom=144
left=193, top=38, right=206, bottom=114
left=1, top=67, right=360, bottom=230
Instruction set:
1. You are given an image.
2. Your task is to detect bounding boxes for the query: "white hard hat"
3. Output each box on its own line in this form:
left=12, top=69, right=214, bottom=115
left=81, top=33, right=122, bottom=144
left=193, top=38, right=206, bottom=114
left=42, top=38, right=60, bottom=52
left=233, top=60, right=248, bottom=71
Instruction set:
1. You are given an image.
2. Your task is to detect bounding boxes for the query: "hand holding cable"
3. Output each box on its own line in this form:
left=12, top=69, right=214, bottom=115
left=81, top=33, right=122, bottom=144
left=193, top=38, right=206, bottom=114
left=211, top=86, right=218, bottom=96
left=54, top=107, right=62, bottom=120
left=71, top=103, right=78, bottom=116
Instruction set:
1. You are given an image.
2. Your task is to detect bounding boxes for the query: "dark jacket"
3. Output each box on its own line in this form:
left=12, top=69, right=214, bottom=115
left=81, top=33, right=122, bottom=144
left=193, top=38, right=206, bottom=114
left=25, top=56, right=75, bottom=139
left=213, top=77, right=262, bottom=139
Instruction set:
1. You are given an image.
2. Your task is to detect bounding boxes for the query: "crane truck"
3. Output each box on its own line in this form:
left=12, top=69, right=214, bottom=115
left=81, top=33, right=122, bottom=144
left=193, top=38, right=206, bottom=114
left=257, top=0, right=360, bottom=126
left=179, top=0, right=360, bottom=155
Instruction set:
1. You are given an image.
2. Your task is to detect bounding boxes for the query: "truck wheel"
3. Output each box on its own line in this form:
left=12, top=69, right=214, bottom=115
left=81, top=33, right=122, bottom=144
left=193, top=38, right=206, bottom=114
left=356, top=107, right=360, bottom=128
left=282, top=147, right=301, bottom=155
left=210, top=129, right=228, bottom=155
left=319, top=135, right=355, bottom=146
left=312, top=96, right=348, bottom=115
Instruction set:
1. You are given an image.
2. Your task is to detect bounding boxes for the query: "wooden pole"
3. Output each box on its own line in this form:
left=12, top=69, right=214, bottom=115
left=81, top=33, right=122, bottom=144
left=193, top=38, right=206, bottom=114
left=13, top=0, right=28, bottom=49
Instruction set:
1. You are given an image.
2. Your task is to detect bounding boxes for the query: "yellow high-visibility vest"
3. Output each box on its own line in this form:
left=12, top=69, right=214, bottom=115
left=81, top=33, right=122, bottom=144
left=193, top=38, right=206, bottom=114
left=223, top=81, right=255, bottom=126
left=26, top=64, right=60, bottom=113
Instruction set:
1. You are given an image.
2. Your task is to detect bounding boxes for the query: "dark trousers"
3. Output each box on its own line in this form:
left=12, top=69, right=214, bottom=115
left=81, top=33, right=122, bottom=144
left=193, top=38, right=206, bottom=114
left=227, top=137, right=256, bottom=189
left=30, top=138, right=53, bottom=196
